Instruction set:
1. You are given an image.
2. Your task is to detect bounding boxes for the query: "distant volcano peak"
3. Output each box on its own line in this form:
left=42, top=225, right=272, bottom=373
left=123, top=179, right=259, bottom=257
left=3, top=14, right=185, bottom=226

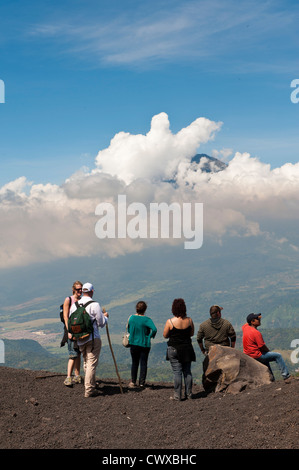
left=164, top=153, right=227, bottom=185
left=191, top=153, right=227, bottom=172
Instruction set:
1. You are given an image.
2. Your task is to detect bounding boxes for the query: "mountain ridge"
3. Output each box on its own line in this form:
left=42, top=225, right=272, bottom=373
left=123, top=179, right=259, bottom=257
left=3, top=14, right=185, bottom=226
left=2, top=326, right=299, bottom=381
left=1, top=154, right=299, bottom=366
left=191, top=153, right=228, bottom=172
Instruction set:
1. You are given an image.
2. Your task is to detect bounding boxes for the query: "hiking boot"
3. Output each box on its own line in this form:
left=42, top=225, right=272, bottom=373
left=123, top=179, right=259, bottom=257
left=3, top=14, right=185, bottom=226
left=85, top=390, right=101, bottom=398
left=72, top=375, right=82, bottom=384
left=64, top=377, right=73, bottom=387
left=284, top=376, right=294, bottom=384
left=128, top=382, right=137, bottom=388
left=170, top=395, right=180, bottom=401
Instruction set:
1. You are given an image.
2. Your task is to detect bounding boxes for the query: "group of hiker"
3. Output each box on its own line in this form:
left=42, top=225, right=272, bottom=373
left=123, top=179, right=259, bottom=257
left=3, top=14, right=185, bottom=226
left=61, top=281, right=108, bottom=397
left=61, top=281, right=293, bottom=399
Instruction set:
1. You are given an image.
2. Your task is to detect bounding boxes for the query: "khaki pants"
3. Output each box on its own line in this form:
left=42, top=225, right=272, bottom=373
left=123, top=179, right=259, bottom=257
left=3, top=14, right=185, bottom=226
left=79, top=338, right=102, bottom=396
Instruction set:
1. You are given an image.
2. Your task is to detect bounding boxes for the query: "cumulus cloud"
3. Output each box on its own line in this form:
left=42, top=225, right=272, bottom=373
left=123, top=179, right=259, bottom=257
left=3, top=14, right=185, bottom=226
left=211, top=148, right=233, bottom=162
left=1, top=112, right=299, bottom=269
left=94, top=112, right=222, bottom=184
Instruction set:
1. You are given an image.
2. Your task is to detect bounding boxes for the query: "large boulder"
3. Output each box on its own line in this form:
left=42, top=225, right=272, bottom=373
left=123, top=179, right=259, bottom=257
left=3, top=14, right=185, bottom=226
left=202, top=345, right=272, bottom=394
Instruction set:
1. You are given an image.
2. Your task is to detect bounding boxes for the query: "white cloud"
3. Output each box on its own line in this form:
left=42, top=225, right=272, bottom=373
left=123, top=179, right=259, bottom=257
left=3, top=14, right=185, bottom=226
left=1, top=112, right=299, bottom=269
left=211, top=148, right=233, bottom=162
left=94, top=112, right=222, bottom=184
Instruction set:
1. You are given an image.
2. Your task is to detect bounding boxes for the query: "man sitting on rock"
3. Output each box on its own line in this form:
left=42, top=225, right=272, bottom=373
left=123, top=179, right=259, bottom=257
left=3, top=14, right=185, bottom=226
left=242, top=313, right=293, bottom=383
left=197, top=305, right=236, bottom=355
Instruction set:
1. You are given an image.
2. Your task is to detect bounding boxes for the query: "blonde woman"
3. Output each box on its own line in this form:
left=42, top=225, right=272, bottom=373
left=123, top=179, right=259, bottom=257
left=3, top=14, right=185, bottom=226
left=63, top=281, right=83, bottom=386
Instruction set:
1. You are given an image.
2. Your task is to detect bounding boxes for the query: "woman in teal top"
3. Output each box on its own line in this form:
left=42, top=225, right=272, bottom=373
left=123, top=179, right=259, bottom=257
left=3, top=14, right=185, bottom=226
left=127, top=301, right=157, bottom=388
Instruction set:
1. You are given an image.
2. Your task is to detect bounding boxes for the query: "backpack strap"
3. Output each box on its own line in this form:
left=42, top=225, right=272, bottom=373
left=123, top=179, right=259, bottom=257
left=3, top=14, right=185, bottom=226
left=125, top=315, right=133, bottom=332
left=83, top=300, right=95, bottom=308
left=65, top=296, right=72, bottom=327
left=76, top=300, right=95, bottom=309
left=80, top=300, right=96, bottom=351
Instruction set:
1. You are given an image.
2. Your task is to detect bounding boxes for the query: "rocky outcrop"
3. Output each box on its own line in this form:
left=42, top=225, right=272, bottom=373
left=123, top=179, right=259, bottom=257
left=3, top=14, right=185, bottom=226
left=202, top=345, right=272, bottom=394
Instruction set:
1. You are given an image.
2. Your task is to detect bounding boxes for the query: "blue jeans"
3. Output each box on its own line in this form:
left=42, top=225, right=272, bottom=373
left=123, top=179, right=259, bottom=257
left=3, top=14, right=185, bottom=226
left=130, top=345, right=150, bottom=386
left=257, top=351, right=290, bottom=380
left=167, top=346, right=192, bottom=400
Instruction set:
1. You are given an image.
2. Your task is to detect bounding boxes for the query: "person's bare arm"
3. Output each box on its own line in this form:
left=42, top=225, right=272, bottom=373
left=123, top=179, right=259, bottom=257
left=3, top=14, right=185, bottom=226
left=163, top=319, right=172, bottom=338
left=63, top=297, right=72, bottom=338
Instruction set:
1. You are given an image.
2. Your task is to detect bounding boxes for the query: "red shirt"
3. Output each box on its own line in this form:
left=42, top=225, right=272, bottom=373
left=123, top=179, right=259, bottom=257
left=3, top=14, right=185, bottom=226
left=242, top=323, right=266, bottom=359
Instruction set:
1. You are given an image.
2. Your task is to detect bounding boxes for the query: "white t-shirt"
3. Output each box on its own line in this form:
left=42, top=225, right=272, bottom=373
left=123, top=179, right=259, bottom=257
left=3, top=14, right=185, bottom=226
left=69, top=295, right=107, bottom=346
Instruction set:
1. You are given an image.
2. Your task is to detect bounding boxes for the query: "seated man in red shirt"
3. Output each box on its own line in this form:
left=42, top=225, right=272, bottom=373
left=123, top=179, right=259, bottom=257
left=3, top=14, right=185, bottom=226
left=242, top=313, right=292, bottom=383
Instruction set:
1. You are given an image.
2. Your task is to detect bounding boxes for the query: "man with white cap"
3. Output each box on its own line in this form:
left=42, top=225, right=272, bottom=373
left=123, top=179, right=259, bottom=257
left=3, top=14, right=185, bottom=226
left=69, top=282, right=108, bottom=397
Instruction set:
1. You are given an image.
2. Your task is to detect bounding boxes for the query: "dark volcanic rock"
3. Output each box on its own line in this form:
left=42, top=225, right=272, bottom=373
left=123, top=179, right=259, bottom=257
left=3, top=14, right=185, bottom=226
left=202, top=345, right=272, bottom=394
left=0, top=366, right=298, bottom=450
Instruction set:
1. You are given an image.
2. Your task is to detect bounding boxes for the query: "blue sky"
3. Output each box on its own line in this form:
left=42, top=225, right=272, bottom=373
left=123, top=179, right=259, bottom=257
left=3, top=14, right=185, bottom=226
left=1, top=0, right=299, bottom=272
left=1, top=0, right=299, bottom=188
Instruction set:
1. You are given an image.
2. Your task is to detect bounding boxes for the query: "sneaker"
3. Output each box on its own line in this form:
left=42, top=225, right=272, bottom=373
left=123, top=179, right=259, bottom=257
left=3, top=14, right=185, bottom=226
left=72, top=375, right=82, bottom=384
left=64, top=377, right=73, bottom=387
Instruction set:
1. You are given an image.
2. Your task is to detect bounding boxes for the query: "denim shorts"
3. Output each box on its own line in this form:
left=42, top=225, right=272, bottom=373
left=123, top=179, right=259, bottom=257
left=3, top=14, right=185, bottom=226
left=67, top=338, right=80, bottom=359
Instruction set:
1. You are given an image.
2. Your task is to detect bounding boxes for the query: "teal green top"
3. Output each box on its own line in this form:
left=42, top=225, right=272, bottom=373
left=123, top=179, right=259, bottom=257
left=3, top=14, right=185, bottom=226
left=127, top=314, right=157, bottom=348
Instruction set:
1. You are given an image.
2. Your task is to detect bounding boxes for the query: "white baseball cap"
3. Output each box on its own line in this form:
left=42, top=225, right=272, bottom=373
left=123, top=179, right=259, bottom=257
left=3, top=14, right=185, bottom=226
left=82, top=282, right=94, bottom=292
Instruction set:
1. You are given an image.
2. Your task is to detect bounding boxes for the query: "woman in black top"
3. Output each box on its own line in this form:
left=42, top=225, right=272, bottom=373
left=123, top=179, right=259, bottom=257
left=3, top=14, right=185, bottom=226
left=163, top=298, right=196, bottom=401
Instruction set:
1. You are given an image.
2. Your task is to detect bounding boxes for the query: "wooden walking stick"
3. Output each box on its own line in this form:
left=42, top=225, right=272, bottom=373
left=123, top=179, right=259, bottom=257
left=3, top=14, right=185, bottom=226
left=103, top=308, right=124, bottom=394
